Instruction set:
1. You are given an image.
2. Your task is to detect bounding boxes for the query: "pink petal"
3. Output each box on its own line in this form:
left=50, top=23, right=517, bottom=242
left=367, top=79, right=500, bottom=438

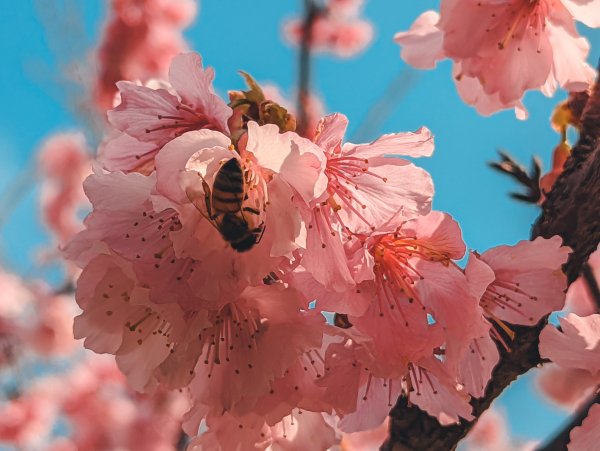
left=481, top=236, right=569, bottom=274
left=167, top=52, right=232, bottom=133
left=338, top=374, right=401, bottom=433
left=401, top=211, right=466, bottom=260
left=155, top=129, right=231, bottom=203
left=314, top=113, right=349, bottom=152
left=394, top=11, right=445, bottom=69
left=569, top=403, right=600, bottom=451
left=409, top=360, right=474, bottom=425
left=108, top=81, right=189, bottom=144
left=561, top=0, right=600, bottom=28
left=99, top=131, right=158, bottom=174
left=344, top=127, right=434, bottom=159
left=479, top=236, right=570, bottom=325
left=246, top=122, right=328, bottom=204
left=465, top=253, right=496, bottom=300
left=458, top=334, right=500, bottom=398
left=269, top=411, right=338, bottom=450
left=539, top=314, right=600, bottom=375
left=545, top=17, right=596, bottom=92
left=454, top=64, right=529, bottom=119
left=335, top=157, right=433, bottom=232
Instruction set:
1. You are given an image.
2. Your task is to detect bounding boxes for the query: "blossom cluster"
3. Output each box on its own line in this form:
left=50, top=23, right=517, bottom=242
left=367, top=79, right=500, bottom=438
left=395, top=0, right=599, bottom=118
left=94, top=0, right=197, bottom=110
left=0, top=141, right=187, bottom=449
left=64, top=50, right=572, bottom=449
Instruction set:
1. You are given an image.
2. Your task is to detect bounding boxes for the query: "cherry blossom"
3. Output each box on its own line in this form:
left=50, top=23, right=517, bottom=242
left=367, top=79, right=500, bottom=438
left=283, top=0, right=373, bottom=58
left=38, top=133, right=91, bottom=246
left=395, top=1, right=598, bottom=117
left=466, top=236, right=570, bottom=327
left=103, top=52, right=232, bottom=173
left=94, top=0, right=197, bottom=110
left=539, top=313, right=600, bottom=375
left=460, top=236, right=569, bottom=397
left=348, top=212, right=488, bottom=377
left=299, top=113, right=434, bottom=305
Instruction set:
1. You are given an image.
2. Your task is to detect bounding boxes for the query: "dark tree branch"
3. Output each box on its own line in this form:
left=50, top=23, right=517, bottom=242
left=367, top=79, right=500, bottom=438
left=538, top=389, right=600, bottom=451
left=382, top=73, right=600, bottom=451
left=582, top=263, right=600, bottom=311
left=296, top=0, right=321, bottom=137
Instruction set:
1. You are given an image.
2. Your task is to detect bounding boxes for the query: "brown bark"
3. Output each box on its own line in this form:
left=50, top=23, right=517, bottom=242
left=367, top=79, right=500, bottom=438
left=382, top=76, right=600, bottom=451
left=296, top=0, right=321, bottom=137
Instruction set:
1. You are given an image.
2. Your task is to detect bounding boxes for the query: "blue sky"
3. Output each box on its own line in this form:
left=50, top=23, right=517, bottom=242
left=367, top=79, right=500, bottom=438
left=0, top=0, right=598, bottom=445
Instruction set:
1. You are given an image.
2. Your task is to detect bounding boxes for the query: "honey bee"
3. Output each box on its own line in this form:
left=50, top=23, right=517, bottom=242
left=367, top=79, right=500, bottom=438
left=190, top=157, right=266, bottom=252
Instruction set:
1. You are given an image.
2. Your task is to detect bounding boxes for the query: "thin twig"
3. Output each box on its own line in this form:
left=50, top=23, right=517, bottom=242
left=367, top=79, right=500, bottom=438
left=582, top=263, right=600, bottom=312
left=350, top=68, right=419, bottom=143
left=296, top=0, right=320, bottom=136
left=488, top=150, right=542, bottom=204
left=537, top=389, right=600, bottom=451
left=0, top=159, right=38, bottom=230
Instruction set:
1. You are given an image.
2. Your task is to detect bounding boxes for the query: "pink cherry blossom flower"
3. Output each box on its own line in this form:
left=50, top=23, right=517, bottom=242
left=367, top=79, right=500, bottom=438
left=28, top=292, right=78, bottom=357
left=539, top=313, right=600, bottom=375
left=283, top=0, right=373, bottom=58
left=300, top=113, right=434, bottom=301
left=319, top=333, right=473, bottom=433
left=94, top=0, right=197, bottom=110
left=73, top=253, right=196, bottom=391
left=569, top=402, right=600, bottom=451
left=460, top=236, right=569, bottom=397
left=348, top=212, right=488, bottom=377
left=395, top=2, right=598, bottom=117
left=64, top=167, right=207, bottom=311
left=38, top=132, right=91, bottom=246
left=182, top=285, right=327, bottom=434
left=465, top=236, right=570, bottom=327
left=103, top=52, right=232, bottom=173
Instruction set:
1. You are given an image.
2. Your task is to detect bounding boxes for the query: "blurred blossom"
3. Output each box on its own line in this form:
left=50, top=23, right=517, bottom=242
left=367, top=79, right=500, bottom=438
left=283, top=0, right=373, bottom=58
left=461, top=408, right=537, bottom=451
left=38, top=132, right=92, bottom=247
left=94, top=0, right=198, bottom=111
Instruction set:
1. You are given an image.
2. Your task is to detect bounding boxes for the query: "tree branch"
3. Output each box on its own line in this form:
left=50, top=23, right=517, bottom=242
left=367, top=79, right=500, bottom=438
left=582, top=263, right=600, bottom=311
left=382, top=74, right=600, bottom=450
left=296, top=0, right=320, bottom=137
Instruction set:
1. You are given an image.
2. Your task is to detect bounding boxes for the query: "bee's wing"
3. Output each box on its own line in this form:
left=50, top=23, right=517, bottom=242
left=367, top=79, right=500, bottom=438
left=183, top=172, right=222, bottom=234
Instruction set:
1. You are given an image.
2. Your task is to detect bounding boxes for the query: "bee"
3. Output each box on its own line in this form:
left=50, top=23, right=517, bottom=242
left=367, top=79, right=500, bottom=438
left=190, top=157, right=266, bottom=252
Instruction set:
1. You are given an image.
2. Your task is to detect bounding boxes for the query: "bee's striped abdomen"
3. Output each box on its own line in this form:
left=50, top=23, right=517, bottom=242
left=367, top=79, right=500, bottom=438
left=212, top=158, right=244, bottom=213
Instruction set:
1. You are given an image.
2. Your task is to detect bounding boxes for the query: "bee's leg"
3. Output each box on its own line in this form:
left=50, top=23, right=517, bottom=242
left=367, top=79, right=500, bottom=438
left=254, top=222, right=266, bottom=244
left=201, top=179, right=218, bottom=220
